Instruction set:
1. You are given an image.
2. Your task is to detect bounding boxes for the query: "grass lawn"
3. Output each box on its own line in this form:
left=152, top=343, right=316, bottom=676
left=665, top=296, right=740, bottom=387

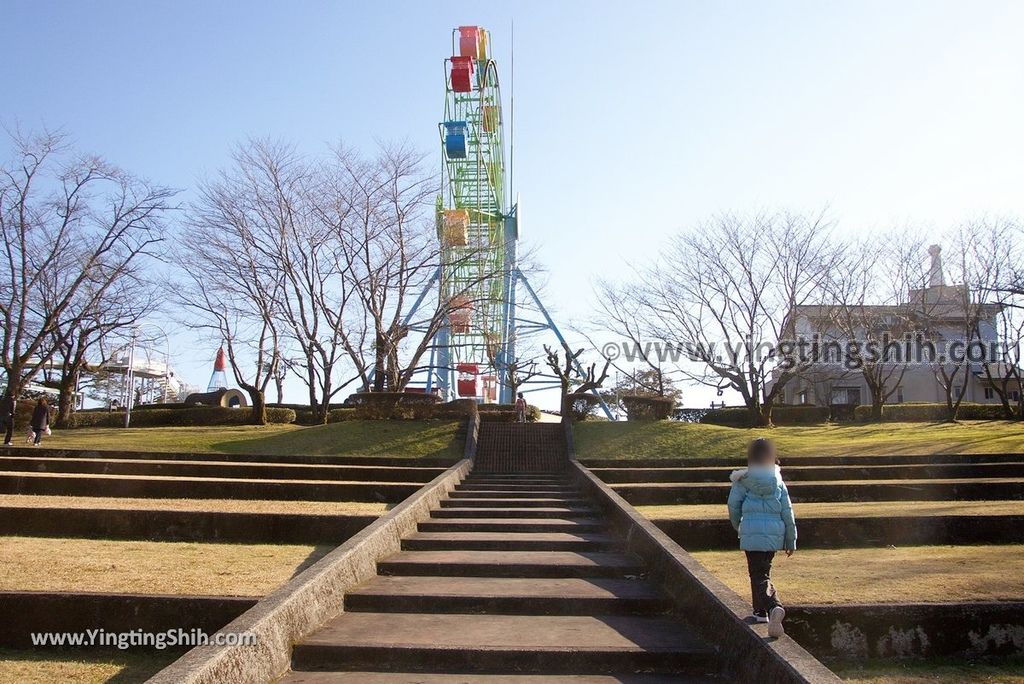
left=691, top=545, right=1024, bottom=604
left=0, top=494, right=388, bottom=515
left=828, top=657, right=1024, bottom=683
left=0, top=649, right=178, bottom=684
left=638, top=500, right=1024, bottom=520
left=0, top=537, right=331, bottom=596
left=31, top=420, right=463, bottom=459
left=575, top=421, right=1024, bottom=460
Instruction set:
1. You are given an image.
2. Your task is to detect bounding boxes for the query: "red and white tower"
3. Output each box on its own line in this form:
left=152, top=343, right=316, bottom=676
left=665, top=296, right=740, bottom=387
left=206, top=347, right=228, bottom=392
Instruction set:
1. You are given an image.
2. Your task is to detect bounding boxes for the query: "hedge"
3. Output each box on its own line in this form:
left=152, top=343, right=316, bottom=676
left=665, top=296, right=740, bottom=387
left=68, top=406, right=296, bottom=428
left=853, top=402, right=1020, bottom=422
left=621, top=395, right=675, bottom=421
left=478, top=404, right=541, bottom=422
left=701, top=405, right=830, bottom=427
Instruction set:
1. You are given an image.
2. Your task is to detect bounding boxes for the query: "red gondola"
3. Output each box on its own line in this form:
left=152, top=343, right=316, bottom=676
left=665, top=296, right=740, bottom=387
left=450, top=56, right=474, bottom=93
left=457, top=363, right=480, bottom=397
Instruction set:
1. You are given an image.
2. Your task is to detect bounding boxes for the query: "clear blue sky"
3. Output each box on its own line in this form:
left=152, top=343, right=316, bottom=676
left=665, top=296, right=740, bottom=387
left=4, top=1, right=1023, bottom=408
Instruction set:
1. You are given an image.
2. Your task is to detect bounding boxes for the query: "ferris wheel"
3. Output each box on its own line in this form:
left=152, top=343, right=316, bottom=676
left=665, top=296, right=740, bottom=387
left=407, top=26, right=612, bottom=418
left=434, top=26, right=515, bottom=403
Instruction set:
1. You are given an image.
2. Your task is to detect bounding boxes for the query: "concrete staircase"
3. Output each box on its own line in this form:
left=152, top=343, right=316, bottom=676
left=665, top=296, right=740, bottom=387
left=474, top=423, right=568, bottom=473
left=282, top=470, right=721, bottom=682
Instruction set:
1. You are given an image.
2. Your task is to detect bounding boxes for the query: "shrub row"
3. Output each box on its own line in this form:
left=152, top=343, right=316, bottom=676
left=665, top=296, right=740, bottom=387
left=478, top=404, right=541, bottom=422
left=68, top=406, right=296, bottom=428
left=621, top=395, right=675, bottom=421
left=701, top=405, right=830, bottom=427
left=853, top=402, right=1020, bottom=422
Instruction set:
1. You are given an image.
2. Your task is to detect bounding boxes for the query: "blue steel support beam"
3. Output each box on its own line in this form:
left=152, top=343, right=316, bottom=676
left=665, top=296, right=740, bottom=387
left=513, top=268, right=615, bottom=420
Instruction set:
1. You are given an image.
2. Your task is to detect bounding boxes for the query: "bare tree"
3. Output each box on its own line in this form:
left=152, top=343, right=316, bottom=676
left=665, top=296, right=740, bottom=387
left=172, top=147, right=287, bottom=425
left=928, top=218, right=1019, bottom=421
left=0, top=130, right=173, bottom=403
left=543, top=344, right=611, bottom=420
left=817, top=233, right=929, bottom=420
left=331, top=144, right=507, bottom=394
left=590, top=277, right=679, bottom=401
left=626, top=211, right=838, bottom=426
left=45, top=275, right=160, bottom=427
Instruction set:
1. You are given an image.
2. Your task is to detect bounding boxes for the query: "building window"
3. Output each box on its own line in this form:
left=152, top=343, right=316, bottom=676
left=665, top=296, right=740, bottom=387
left=954, top=385, right=963, bottom=398
left=797, top=390, right=808, bottom=405
left=895, top=387, right=904, bottom=404
left=984, top=387, right=994, bottom=400
left=831, top=386, right=862, bottom=406
left=1012, top=391, right=1021, bottom=402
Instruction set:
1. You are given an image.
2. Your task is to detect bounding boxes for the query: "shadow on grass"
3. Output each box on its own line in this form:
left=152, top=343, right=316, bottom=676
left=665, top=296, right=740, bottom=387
left=289, top=544, right=336, bottom=579
left=209, top=420, right=464, bottom=459
left=0, top=648, right=181, bottom=684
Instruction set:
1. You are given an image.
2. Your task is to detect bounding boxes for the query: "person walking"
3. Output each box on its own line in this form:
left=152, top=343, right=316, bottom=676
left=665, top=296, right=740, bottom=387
left=514, top=392, right=528, bottom=423
left=727, top=437, right=797, bottom=638
left=30, top=397, right=50, bottom=447
left=0, top=393, right=15, bottom=446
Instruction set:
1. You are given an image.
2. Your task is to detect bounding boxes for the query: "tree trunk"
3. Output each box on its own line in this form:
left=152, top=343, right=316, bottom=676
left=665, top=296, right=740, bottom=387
left=248, top=390, right=267, bottom=426
left=747, top=396, right=774, bottom=427
left=54, top=376, right=77, bottom=428
left=944, top=390, right=958, bottom=422
left=870, top=397, right=883, bottom=422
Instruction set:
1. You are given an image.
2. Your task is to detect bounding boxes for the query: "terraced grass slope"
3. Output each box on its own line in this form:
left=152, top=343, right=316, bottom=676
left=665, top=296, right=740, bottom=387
left=575, top=421, right=1024, bottom=461
left=21, top=420, right=463, bottom=459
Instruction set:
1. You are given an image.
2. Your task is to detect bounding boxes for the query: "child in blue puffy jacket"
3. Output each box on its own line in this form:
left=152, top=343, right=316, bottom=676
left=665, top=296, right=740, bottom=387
left=728, top=437, right=797, bottom=638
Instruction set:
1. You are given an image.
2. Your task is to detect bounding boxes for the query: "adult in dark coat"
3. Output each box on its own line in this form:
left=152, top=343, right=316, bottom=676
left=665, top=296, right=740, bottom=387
left=30, top=398, right=49, bottom=446
left=0, top=394, right=14, bottom=446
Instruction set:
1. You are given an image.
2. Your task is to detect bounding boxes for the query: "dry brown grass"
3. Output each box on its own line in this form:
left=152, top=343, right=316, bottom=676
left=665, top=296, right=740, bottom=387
left=0, top=536, right=331, bottom=596
left=0, top=494, right=387, bottom=515
left=691, top=545, right=1024, bottom=604
left=829, top=657, right=1024, bottom=683
left=639, top=501, right=1024, bottom=520
left=0, top=649, right=176, bottom=684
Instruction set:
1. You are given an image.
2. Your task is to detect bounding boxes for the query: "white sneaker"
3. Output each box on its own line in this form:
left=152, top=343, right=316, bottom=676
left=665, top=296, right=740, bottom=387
left=768, top=606, right=786, bottom=638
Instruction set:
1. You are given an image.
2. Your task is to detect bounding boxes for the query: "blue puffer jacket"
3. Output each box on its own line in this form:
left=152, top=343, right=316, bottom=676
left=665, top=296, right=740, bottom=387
left=727, top=465, right=797, bottom=552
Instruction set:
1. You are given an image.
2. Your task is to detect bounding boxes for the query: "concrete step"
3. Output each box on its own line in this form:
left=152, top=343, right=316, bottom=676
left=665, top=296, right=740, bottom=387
left=0, top=472, right=417, bottom=503
left=290, top=613, right=714, bottom=675
left=377, top=550, right=644, bottom=578
left=0, top=455, right=444, bottom=483
left=450, top=490, right=582, bottom=499
left=466, top=477, right=574, bottom=484
left=430, top=507, right=602, bottom=519
left=419, top=518, right=607, bottom=534
left=441, top=498, right=592, bottom=509
left=402, top=531, right=620, bottom=552
left=457, top=483, right=582, bottom=492
left=344, top=576, right=669, bottom=615
left=589, top=462, right=1024, bottom=483
left=281, top=672, right=714, bottom=683
left=460, top=481, right=581, bottom=485
left=614, top=478, right=1024, bottom=505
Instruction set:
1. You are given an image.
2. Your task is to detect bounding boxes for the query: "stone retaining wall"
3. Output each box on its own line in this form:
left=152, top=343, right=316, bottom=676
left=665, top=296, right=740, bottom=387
left=0, top=506, right=378, bottom=544
left=787, top=602, right=1024, bottom=659
left=0, top=592, right=255, bottom=648
left=655, top=515, right=1024, bottom=550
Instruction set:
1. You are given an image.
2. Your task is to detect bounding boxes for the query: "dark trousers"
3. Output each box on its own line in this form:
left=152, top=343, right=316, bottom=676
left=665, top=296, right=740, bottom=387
left=31, top=425, right=43, bottom=445
left=1, top=417, right=12, bottom=445
left=745, top=551, right=782, bottom=615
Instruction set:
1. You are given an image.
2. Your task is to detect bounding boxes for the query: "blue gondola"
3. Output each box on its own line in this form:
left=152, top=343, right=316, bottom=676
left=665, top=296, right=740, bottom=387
left=444, top=121, right=468, bottom=159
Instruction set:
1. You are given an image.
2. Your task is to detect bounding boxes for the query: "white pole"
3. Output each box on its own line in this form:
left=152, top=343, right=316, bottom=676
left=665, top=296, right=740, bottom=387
left=123, top=330, right=137, bottom=428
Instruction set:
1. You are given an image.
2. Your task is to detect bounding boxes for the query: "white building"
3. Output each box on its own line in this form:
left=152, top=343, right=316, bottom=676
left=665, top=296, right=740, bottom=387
left=778, top=246, right=1019, bottom=407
